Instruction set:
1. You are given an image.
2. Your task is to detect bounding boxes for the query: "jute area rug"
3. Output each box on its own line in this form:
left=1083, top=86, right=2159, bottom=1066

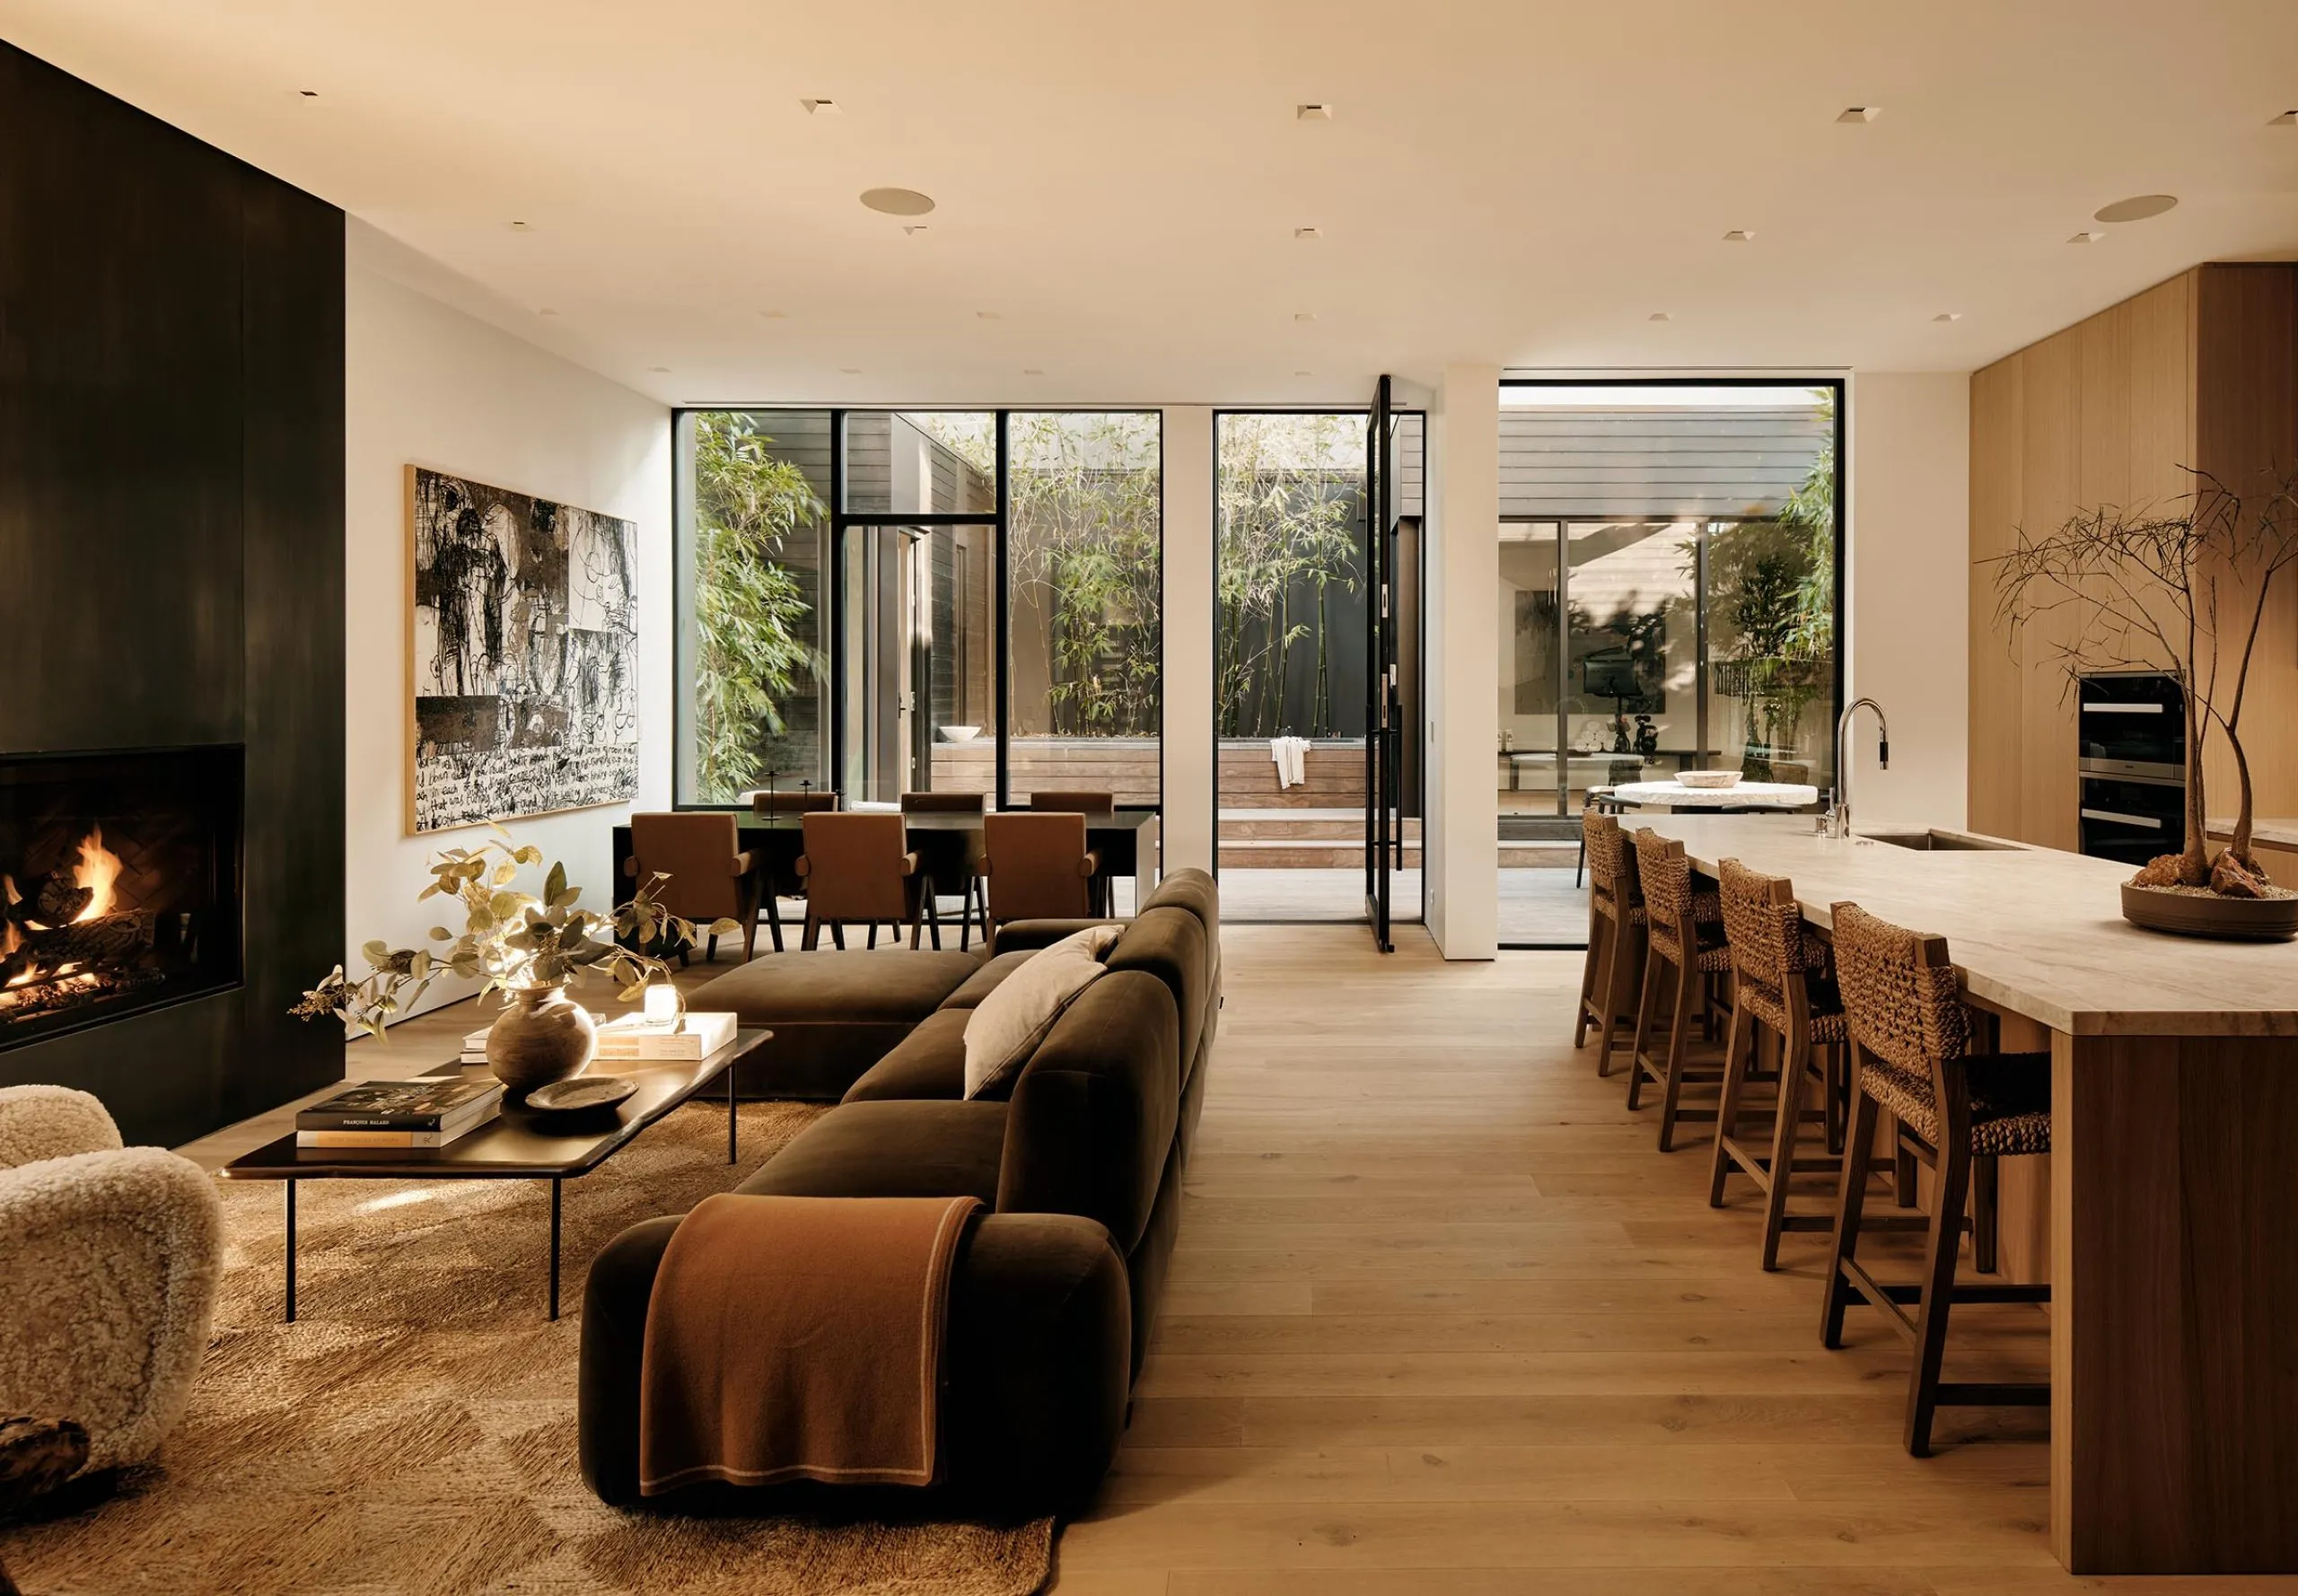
left=6, top=1099, right=1056, bottom=1596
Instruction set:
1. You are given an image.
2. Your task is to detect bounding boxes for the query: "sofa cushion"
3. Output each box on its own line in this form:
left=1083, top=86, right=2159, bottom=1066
left=940, top=950, right=1038, bottom=1010
left=1105, top=906, right=1209, bottom=1088
left=842, top=1009, right=970, bottom=1103
left=736, top=1101, right=1007, bottom=1206
left=1141, top=868, right=1218, bottom=946
left=998, top=969, right=1180, bottom=1254
left=963, top=926, right=1121, bottom=1100
left=686, top=950, right=983, bottom=1101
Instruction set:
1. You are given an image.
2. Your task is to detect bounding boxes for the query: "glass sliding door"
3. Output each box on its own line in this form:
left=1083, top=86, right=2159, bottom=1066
left=1214, top=411, right=1371, bottom=923
left=838, top=522, right=996, bottom=805
left=1492, top=380, right=1842, bottom=947
left=1004, top=412, right=1162, bottom=807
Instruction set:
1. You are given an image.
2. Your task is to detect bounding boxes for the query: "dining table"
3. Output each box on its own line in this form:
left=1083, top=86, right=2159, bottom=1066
left=611, top=809, right=1162, bottom=952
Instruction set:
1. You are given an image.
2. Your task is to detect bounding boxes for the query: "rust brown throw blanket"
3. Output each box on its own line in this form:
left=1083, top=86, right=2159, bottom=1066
left=638, top=1193, right=981, bottom=1495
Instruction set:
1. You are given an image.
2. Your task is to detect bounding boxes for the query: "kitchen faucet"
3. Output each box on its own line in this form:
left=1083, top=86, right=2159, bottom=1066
left=1829, top=697, right=1890, bottom=839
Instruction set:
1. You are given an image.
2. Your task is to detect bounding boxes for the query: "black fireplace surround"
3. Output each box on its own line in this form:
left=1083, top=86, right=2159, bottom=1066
left=0, top=43, right=346, bottom=1145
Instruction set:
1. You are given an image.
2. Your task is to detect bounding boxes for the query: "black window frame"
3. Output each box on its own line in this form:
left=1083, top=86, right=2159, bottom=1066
left=670, top=405, right=1167, bottom=816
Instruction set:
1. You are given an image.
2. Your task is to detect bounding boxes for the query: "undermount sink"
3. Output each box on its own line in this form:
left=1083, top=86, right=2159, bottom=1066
left=1859, top=829, right=2022, bottom=853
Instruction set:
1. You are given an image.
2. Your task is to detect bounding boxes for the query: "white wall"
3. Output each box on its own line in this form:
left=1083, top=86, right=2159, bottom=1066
left=345, top=259, right=671, bottom=1018
left=1159, top=407, right=1215, bottom=874
left=1846, top=372, right=1969, bottom=829
left=1424, top=364, right=1502, bottom=959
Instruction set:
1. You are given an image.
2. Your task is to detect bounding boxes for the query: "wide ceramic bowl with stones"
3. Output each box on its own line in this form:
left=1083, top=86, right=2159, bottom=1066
left=1677, top=770, right=1743, bottom=790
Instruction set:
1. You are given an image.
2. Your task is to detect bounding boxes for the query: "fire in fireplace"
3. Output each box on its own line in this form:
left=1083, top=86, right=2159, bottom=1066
left=0, top=748, right=242, bottom=1048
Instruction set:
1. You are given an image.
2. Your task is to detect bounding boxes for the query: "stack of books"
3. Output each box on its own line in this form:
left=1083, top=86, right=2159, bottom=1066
left=295, top=1078, right=504, bottom=1149
left=460, top=1010, right=738, bottom=1064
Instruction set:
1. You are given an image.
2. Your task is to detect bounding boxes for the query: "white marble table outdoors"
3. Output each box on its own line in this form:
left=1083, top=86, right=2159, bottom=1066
left=1609, top=778, right=1818, bottom=811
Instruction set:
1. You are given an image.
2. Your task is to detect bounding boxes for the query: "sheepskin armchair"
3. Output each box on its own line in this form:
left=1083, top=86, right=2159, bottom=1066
left=0, top=1085, right=223, bottom=1473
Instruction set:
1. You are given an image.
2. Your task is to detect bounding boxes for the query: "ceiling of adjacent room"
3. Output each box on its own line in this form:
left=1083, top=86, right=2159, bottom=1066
left=4, top=0, right=2294, bottom=404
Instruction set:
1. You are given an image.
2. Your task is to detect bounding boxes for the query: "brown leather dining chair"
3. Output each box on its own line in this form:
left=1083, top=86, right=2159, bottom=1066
left=901, top=791, right=988, bottom=951
left=1023, top=791, right=1116, bottom=911
left=978, top=812, right=1100, bottom=937
left=794, top=812, right=930, bottom=950
left=749, top=789, right=838, bottom=951
left=625, top=813, right=758, bottom=963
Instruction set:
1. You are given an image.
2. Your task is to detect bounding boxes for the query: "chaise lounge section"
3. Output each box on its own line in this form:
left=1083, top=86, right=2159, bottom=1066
left=579, top=870, right=1220, bottom=1517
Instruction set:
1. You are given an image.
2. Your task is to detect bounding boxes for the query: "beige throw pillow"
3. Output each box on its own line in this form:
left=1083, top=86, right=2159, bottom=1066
left=962, top=925, right=1122, bottom=1100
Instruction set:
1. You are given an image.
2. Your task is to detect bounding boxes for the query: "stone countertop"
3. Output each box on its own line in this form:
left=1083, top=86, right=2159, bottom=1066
left=2206, top=817, right=2298, bottom=852
left=1631, top=814, right=2298, bottom=1039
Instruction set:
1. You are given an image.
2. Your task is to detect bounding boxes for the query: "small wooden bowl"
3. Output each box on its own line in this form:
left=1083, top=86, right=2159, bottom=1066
left=523, top=1075, right=639, bottom=1115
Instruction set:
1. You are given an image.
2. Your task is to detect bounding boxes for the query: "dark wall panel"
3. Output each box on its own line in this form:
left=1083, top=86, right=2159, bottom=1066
left=0, top=40, right=346, bottom=1144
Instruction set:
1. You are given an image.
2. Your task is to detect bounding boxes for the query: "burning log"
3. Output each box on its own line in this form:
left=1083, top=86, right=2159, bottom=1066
left=15, top=910, right=154, bottom=970
left=4, top=873, right=92, bottom=928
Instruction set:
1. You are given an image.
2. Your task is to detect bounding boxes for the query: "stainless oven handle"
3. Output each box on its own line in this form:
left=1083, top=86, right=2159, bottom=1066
left=2080, top=808, right=2164, bottom=829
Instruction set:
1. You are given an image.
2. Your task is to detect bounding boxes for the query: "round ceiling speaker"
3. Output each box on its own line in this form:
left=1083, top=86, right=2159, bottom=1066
left=860, top=188, right=935, bottom=216
left=2092, top=194, right=2179, bottom=224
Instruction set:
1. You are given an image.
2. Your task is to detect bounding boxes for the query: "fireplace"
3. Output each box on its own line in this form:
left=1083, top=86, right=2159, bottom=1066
left=0, top=748, right=242, bottom=1049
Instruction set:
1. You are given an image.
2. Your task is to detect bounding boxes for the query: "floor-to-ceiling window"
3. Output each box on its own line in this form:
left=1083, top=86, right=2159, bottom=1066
left=1005, top=412, right=1162, bottom=805
left=673, top=408, right=1161, bottom=819
left=1495, top=381, right=1843, bottom=945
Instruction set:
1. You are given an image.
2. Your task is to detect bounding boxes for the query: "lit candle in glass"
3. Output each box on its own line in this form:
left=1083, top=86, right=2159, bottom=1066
left=644, top=983, right=680, bottom=1027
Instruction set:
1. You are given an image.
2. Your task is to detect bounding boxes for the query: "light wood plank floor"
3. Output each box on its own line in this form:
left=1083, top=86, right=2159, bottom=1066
left=1050, top=925, right=2285, bottom=1595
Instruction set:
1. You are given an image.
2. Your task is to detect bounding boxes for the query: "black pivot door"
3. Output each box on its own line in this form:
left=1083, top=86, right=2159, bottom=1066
left=1364, top=377, right=1401, bottom=951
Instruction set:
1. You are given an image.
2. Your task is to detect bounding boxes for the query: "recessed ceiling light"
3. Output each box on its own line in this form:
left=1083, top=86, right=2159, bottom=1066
left=1294, top=370, right=1312, bottom=377
left=839, top=366, right=862, bottom=374
left=2068, top=230, right=2107, bottom=245
left=1722, top=229, right=1755, bottom=242
left=861, top=187, right=934, bottom=216
left=1934, top=311, right=1963, bottom=322
left=1837, top=106, right=1879, bottom=123
left=1294, top=226, right=1322, bottom=241
left=758, top=309, right=786, bottom=319
left=2093, top=194, right=2178, bottom=224
left=2270, top=110, right=2296, bottom=126
left=802, top=98, right=841, bottom=116
left=537, top=307, right=558, bottom=317
left=1648, top=311, right=1671, bottom=322
left=903, top=224, right=929, bottom=236
left=1022, top=368, right=1045, bottom=376
left=1296, top=103, right=1332, bottom=120
left=297, top=89, right=320, bottom=99
left=647, top=365, right=670, bottom=373
left=976, top=311, right=1001, bottom=320
left=1294, top=311, right=1318, bottom=322
left=508, top=220, right=533, bottom=232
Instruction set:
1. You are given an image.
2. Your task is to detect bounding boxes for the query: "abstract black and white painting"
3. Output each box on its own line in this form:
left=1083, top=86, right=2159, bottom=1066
left=408, top=467, right=639, bottom=833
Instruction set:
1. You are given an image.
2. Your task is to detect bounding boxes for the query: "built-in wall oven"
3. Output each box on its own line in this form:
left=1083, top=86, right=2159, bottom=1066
left=2077, top=669, right=2184, bottom=864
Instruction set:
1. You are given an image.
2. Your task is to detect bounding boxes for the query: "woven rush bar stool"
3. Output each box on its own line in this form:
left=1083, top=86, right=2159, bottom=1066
left=1707, top=858, right=1849, bottom=1270
left=1573, top=811, right=1646, bottom=1077
left=1820, top=901, right=2051, bottom=1456
left=1625, top=829, right=1729, bottom=1153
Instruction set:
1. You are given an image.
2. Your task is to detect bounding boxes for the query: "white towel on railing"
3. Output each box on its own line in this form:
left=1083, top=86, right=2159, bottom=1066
left=1270, top=736, right=1310, bottom=789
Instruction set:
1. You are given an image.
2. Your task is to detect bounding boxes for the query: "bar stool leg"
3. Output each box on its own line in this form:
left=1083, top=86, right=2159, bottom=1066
left=1706, top=997, right=1756, bottom=1206
left=1654, top=954, right=1701, bottom=1153
left=1970, top=1154, right=2000, bottom=1276
left=1821, top=1079, right=1882, bottom=1349
left=1625, top=947, right=1665, bottom=1112
left=1574, top=901, right=1605, bottom=1050
left=1759, top=1032, right=1811, bottom=1270
left=1905, top=1133, right=1975, bottom=1456
left=1594, top=913, right=1637, bottom=1078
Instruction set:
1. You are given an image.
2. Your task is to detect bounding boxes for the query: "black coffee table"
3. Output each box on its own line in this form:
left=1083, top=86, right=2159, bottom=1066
left=222, top=1027, right=773, bottom=1322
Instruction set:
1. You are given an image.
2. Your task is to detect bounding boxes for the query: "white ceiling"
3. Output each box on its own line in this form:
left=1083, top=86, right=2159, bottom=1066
left=5, top=0, right=2295, bottom=407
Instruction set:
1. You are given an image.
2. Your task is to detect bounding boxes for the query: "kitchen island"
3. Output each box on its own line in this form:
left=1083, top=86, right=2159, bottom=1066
left=1631, top=814, right=2298, bottom=1576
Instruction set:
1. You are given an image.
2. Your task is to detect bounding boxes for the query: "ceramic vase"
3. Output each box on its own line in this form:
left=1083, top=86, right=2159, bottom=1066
left=486, top=985, right=597, bottom=1096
